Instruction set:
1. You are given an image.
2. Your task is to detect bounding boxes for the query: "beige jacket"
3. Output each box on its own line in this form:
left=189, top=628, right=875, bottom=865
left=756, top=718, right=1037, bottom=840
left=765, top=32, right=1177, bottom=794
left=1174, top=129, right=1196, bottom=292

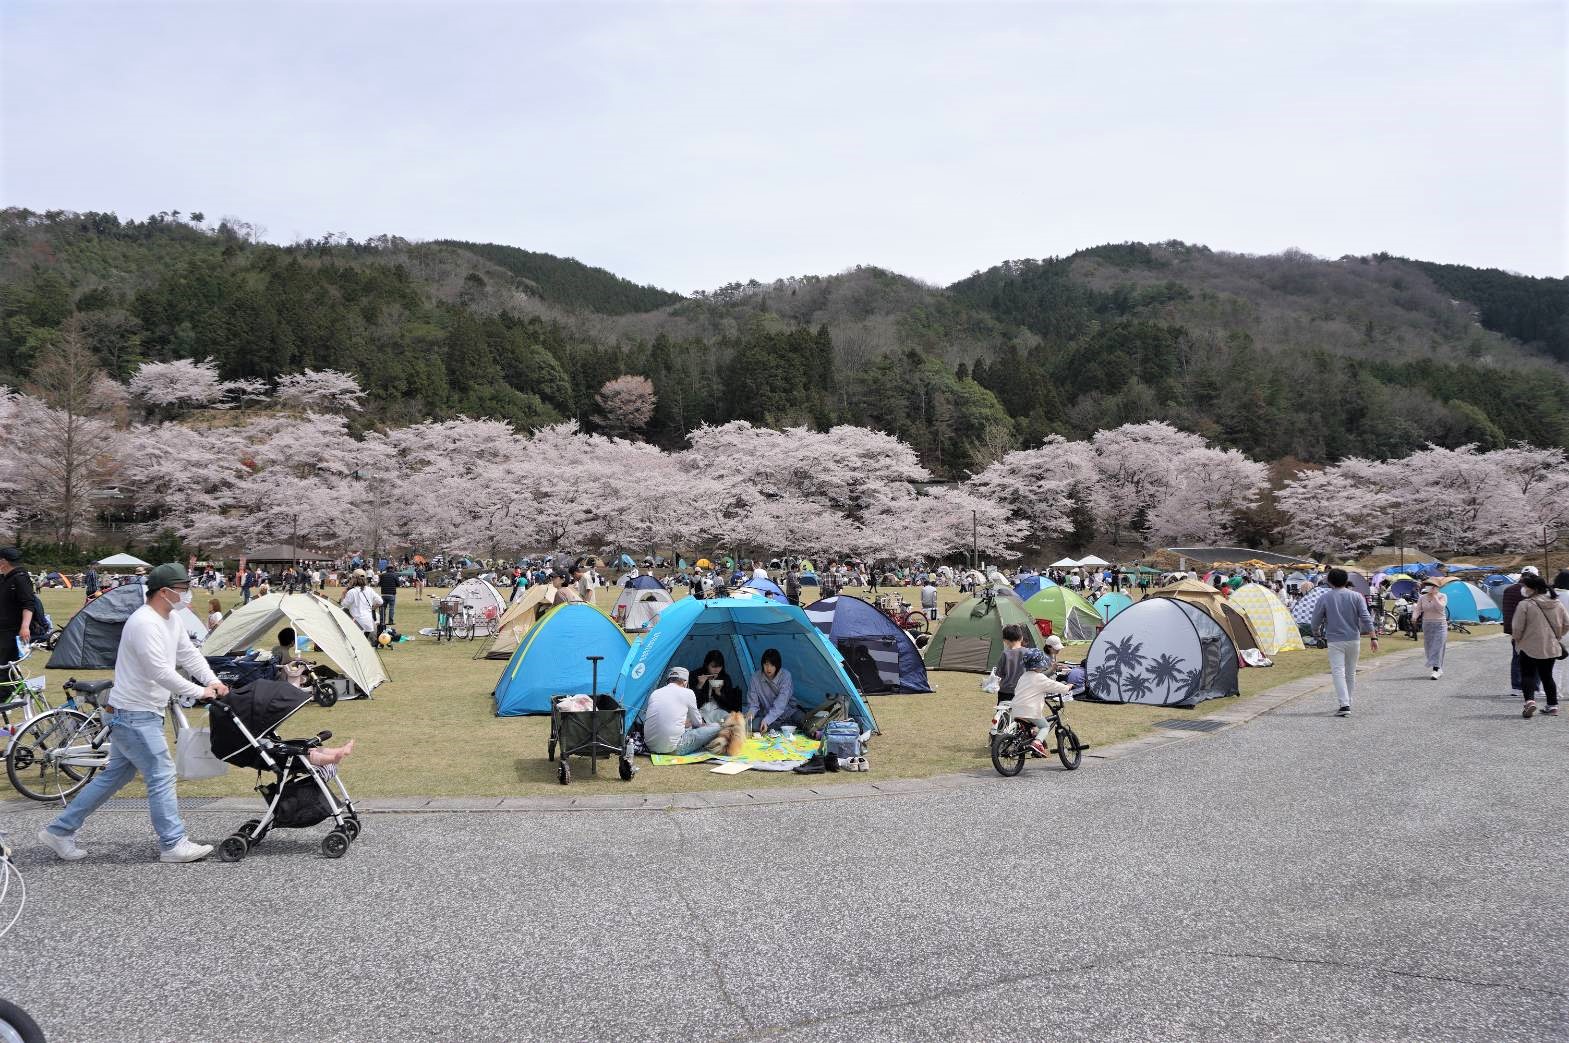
left=1511, top=593, right=1568, bottom=660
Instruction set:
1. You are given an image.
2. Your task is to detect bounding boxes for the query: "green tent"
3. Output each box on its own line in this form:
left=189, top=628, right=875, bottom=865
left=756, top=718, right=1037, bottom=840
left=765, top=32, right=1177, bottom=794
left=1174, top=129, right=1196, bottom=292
left=922, top=593, right=1041, bottom=673
left=1024, top=586, right=1103, bottom=642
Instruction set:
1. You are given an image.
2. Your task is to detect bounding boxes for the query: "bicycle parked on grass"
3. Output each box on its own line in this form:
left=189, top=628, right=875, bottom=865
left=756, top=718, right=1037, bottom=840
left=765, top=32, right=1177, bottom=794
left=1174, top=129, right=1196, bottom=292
left=990, top=691, right=1084, bottom=775
left=1, top=645, right=55, bottom=745
left=4, top=678, right=193, bottom=803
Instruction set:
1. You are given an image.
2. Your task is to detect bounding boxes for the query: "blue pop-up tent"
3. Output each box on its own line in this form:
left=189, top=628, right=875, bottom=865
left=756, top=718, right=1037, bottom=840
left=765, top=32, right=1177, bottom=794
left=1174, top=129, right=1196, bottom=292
left=1013, top=574, right=1055, bottom=601
left=493, top=604, right=630, bottom=716
left=1093, top=591, right=1133, bottom=622
left=612, top=597, right=878, bottom=735
left=736, top=577, right=789, bottom=604
left=802, top=595, right=932, bottom=694
left=1438, top=580, right=1502, bottom=624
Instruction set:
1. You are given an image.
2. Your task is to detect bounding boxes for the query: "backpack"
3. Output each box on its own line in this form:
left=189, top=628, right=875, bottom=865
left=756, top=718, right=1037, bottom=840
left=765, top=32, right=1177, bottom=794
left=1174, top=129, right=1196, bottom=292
left=28, top=594, right=50, bottom=642
left=801, top=696, right=850, bottom=740
left=822, top=719, right=863, bottom=760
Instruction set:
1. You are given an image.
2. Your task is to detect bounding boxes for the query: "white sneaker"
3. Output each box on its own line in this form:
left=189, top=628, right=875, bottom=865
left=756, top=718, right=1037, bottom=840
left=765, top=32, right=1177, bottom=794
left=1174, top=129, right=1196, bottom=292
left=37, top=827, right=88, bottom=862
left=1432, top=669, right=1442, bottom=679
left=159, top=838, right=213, bottom=863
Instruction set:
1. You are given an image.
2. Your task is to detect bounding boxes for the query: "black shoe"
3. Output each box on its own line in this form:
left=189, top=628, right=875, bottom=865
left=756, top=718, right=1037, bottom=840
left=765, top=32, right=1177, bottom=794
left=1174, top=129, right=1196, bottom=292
left=824, top=754, right=840, bottom=773
left=1335, top=705, right=1351, bottom=716
left=792, top=755, right=826, bottom=775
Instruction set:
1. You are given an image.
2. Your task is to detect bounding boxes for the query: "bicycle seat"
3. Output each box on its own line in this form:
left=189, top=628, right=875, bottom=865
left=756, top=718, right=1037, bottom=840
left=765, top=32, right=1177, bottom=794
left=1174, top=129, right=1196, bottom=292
left=65, top=679, right=114, bottom=695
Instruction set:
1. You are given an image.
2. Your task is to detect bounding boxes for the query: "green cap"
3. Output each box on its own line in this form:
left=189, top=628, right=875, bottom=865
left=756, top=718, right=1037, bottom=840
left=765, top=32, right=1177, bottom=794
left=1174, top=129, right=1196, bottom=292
left=145, top=563, right=190, bottom=595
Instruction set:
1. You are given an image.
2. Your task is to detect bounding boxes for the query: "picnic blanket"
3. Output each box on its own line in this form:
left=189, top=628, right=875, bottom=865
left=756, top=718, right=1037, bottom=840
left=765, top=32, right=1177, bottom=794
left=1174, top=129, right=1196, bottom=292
left=650, top=733, right=821, bottom=771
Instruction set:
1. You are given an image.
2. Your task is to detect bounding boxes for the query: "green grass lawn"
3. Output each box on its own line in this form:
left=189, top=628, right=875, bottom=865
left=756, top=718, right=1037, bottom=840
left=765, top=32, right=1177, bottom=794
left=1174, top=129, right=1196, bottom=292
left=18, top=583, right=1493, bottom=799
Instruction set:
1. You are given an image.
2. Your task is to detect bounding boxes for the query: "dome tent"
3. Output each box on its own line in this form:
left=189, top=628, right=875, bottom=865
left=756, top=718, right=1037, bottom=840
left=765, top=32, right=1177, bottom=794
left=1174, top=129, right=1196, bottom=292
left=48, top=583, right=209, bottom=669
left=479, top=584, right=553, bottom=660
left=922, top=592, right=1041, bottom=673
left=448, top=578, right=506, bottom=621
left=612, top=598, right=878, bottom=735
left=1147, top=579, right=1261, bottom=656
left=1023, top=586, right=1103, bottom=642
left=493, top=603, right=631, bottom=716
left=735, top=577, right=789, bottom=604
left=1093, top=591, right=1133, bottom=622
left=803, top=594, right=933, bottom=694
left=621, top=588, right=674, bottom=632
left=613, top=575, right=670, bottom=622
left=201, top=592, right=387, bottom=696
left=1228, top=583, right=1305, bottom=656
left=1013, top=574, right=1054, bottom=601
left=1436, top=579, right=1501, bottom=624
left=1082, top=597, right=1239, bottom=708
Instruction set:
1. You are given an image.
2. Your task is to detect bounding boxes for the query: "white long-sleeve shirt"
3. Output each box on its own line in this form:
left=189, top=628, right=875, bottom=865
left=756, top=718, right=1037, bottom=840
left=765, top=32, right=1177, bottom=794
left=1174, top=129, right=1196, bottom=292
left=110, top=604, right=217, bottom=714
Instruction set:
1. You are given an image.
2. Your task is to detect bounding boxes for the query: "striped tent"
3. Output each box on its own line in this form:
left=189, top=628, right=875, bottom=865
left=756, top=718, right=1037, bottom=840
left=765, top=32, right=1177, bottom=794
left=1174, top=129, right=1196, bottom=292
left=804, top=595, right=932, bottom=694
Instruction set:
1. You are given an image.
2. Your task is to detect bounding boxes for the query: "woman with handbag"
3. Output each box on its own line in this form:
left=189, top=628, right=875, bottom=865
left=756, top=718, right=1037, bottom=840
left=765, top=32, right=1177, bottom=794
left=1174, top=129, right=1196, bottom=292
left=1511, top=573, right=1567, bottom=718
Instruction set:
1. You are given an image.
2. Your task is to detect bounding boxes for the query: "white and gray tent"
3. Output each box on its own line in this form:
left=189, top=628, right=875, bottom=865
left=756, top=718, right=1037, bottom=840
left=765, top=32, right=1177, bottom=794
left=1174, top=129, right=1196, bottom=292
left=203, top=593, right=389, bottom=695
left=620, top=588, right=674, bottom=632
left=47, top=583, right=208, bottom=669
left=446, top=578, right=506, bottom=621
left=1080, top=597, right=1238, bottom=708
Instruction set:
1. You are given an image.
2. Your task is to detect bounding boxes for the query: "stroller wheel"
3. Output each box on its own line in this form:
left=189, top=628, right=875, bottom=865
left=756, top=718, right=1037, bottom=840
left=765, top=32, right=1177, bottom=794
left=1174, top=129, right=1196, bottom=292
left=557, top=760, right=571, bottom=785
left=219, top=835, right=249, bottom=863
left=342, top=818, right=361, bottom=842
left=321, top=831, right=350, bottom=859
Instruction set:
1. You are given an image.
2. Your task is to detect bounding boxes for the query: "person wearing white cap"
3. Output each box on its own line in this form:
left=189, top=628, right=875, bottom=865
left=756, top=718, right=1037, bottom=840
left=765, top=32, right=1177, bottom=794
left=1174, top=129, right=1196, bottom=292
left=641, top=666, right=723, bottom=756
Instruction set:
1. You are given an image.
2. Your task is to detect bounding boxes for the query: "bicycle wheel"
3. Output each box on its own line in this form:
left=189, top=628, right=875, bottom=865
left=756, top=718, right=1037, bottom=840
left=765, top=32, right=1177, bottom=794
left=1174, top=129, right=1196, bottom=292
left=990, top=732, right=1027, bottom=777
left=6, top=709, right=96, bottom=802
left=1055, top=724, right=1083, bottom=771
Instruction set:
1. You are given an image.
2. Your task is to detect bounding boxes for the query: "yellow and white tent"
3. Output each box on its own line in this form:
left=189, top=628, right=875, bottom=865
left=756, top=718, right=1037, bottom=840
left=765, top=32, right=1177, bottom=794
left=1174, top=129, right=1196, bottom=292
left=1229, top=583, right=1305, bottom=655
left=480, top=583, right=554, bottom=660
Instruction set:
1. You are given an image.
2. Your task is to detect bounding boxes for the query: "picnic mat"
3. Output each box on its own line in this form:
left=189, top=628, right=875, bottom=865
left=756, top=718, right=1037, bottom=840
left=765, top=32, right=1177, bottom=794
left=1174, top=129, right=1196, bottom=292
left=650, top=733, right=820, bottom=771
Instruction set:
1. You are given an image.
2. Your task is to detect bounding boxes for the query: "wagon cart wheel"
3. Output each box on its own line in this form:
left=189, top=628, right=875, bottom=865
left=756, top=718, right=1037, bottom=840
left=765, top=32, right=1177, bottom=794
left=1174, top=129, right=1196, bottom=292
left=990, top=733, right=1027, bottom=777
left=618, top=756, right=634, bottom=781
left=219, top=835, right=249, bottom=862
left=557, top=759, right=571, bottom=785
left=1055, top=724, right=1084, bottom=771
left=321, top=831, right=350, bottom=859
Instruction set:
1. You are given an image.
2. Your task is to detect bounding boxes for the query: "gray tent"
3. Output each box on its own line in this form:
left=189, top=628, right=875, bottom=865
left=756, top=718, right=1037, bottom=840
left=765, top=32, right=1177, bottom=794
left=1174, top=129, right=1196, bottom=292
left=47, top=583, right=207, bottom=669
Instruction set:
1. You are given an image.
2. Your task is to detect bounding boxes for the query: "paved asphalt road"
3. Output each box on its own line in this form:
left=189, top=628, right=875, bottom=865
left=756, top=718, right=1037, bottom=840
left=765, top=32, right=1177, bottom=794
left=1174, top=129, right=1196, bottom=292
left=1, top=636, right=1564, bottom=1042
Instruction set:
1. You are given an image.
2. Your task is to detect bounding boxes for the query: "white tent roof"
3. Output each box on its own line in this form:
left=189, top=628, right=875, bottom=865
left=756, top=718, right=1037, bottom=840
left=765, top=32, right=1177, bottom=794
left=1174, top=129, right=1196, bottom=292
left=1050, top=558, right=1080, bottom=568
left=448, top=578, right=505, bottom=619
left=202, top=592, right=389, bottom=694
left=96, top=553, right=151, bottom=568
left=1077, top=555, right=1111, bottom=567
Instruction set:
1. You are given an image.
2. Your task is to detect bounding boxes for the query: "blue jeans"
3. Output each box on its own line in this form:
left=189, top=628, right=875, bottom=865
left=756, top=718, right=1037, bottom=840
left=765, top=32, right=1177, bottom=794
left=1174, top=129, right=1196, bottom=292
left=668, top=723, right=722, bottom=756
left=48, top=710, right=186, bottom=850
left=379, top=595, right=396, bottom=626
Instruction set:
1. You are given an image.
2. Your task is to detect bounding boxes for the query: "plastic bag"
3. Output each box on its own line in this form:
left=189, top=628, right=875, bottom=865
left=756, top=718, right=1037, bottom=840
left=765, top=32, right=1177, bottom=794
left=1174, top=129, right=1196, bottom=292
left=175, top=727, right=229, bottom=780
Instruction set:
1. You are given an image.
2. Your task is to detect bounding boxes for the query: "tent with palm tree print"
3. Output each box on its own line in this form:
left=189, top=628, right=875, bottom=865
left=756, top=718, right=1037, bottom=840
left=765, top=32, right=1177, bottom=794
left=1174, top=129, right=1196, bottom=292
left=1080, top=597, right=1239, bottom=708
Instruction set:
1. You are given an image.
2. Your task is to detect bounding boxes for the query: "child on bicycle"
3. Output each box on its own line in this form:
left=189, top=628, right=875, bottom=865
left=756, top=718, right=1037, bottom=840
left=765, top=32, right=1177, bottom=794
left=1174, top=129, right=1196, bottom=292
left=1011, top=648, right=1073, bottom=757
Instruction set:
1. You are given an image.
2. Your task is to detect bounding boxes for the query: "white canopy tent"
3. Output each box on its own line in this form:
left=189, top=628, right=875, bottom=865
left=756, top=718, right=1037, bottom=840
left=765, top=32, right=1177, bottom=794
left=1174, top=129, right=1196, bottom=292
left=1049, top=558, right=1080, bottom=568
left=202, top=592, right=389, bottom=694
left=1077, top=555, right=1111, bottom=567
left=95, top=553, right=151, bottom=568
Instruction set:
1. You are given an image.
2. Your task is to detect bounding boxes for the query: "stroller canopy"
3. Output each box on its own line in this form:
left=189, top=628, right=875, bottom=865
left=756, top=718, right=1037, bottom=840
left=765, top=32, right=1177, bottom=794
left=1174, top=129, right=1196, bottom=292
left=1082, top=597, right=1239, bottom=708
left=203, top=593, right=389, bottom=695
left=803, top=594, right=933, bottom=694
left=493, top=603, right=630, bottom=716
left=209, top=680, right=315, bottom=767
left=48, top=583, right=207, bottom=669
left=613, top=597, right=878, bottom=736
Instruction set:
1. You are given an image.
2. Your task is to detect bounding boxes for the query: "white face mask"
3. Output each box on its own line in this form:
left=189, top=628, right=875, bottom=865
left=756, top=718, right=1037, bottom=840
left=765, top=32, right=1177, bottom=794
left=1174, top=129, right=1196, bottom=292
left=164, top=588, right=192, bottom=609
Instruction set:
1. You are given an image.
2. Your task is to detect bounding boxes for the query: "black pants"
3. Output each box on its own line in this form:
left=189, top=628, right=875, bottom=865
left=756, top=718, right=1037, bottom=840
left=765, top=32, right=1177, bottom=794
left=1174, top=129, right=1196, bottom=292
left=0, top=629, right=19, bottom=668
left=1518, top=652, right=1559, bottom=706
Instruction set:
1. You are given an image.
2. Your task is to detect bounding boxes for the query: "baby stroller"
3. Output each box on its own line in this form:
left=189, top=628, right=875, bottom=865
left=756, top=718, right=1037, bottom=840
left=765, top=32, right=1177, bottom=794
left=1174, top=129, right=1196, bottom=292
left=207, top=680, right=361, bottom=861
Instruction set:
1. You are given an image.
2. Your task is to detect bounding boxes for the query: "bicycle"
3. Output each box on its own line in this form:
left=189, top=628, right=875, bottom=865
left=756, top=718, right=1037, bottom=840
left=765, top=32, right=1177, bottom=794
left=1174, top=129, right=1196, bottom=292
left=1, top=646, right=56, bottom=742
left=990, top=692, right=1084, bottom=775
left=5, top=679, right=191, bottom=803
left=0, top=829, right=45, bottom=1042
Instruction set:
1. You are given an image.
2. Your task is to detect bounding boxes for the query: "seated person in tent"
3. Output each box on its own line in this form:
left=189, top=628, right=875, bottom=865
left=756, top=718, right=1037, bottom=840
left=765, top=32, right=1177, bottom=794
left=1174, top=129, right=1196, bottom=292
left=692, top=649, right=740, bottom=724
left=642, top=667, right=724, bottom=756
left=271, top=627, right=301, bottom=665
left=745, top=648, right=806, bottom=734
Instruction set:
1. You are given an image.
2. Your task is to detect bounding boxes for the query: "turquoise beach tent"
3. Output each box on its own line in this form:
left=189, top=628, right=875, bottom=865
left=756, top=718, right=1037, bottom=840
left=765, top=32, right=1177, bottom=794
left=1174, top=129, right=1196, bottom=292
left=1094, top=591, right=1134, bottom=622
left=611, top=597, right=878, bottom=736
left=1438, top=579, right=1501, bottom=624
left=493, top=604, right=631, bottom=716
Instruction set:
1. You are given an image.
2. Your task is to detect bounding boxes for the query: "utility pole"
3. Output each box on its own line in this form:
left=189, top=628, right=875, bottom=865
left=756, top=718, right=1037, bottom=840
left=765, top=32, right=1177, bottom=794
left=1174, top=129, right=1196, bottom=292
left=972, top=509, right=978, bottom=573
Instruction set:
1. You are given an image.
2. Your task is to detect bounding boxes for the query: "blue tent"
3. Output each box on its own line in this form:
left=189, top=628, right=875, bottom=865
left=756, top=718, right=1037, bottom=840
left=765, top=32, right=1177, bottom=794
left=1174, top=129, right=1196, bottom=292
left=1013, top=574, right=1055, bottom=601
left=1388, top=563, right=1441, bottom=577
left=1482, top=573, right=1515, bottom=602
left=1390, top=577, right=1419, bottom=600
left=802, top=595, right=932, bottom=694
left=623, top=574, right=664, bottom=591
left=800, top=572, right=819, bottom=587
left=618, top=553, right=636, bottom=570
left=493, top=604, right=631, bottom=716
left=737, top=577, right=789, bottom=604
left=1093, top=591, right=1133, bottom=622
left=612, top=598, right=878, bottom=735
left=1439, top=580, right=1501, bottom=624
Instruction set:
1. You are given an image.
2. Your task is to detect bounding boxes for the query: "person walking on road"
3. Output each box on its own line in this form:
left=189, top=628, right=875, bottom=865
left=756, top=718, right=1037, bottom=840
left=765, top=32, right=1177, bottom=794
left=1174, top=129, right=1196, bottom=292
left=37, top=563, right=226, bottom=864
left=1312, top=567, right=1378, bottom=716
left=1510, top=573, right=1566, bottom=719
left=1500, top=566, right=1536, bottom=699
left=1411, top=580, right=1449, bottom=679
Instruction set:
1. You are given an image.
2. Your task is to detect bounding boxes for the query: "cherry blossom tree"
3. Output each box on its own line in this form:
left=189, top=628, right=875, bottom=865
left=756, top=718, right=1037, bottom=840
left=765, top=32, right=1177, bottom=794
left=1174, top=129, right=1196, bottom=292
left=595, top=375, right=656, bottom=440
left=965, top=435, right=1096, bottom=542
left=274, top=369, right=366, bottom=413
left=1145, top=447, right=1269, bottom=545
left=1275, top=458, right=1397, bottom=557
left=127, top=358, right=229, bottom=415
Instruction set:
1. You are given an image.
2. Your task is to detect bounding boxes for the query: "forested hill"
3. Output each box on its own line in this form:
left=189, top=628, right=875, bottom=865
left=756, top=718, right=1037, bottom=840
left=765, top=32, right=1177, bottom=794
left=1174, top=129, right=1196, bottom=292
left=1, top=207, right=1566, bottom=478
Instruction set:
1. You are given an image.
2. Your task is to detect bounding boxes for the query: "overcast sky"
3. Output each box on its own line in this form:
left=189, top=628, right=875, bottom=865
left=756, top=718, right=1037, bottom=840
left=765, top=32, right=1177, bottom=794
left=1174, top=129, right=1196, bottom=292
left=3, top=1, right=1564, bottom=292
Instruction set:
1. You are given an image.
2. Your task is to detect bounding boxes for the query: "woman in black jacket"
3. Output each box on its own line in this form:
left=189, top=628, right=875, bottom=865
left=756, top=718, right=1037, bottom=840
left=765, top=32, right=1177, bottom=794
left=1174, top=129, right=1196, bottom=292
left=692, top=649, right=740, bottom=721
